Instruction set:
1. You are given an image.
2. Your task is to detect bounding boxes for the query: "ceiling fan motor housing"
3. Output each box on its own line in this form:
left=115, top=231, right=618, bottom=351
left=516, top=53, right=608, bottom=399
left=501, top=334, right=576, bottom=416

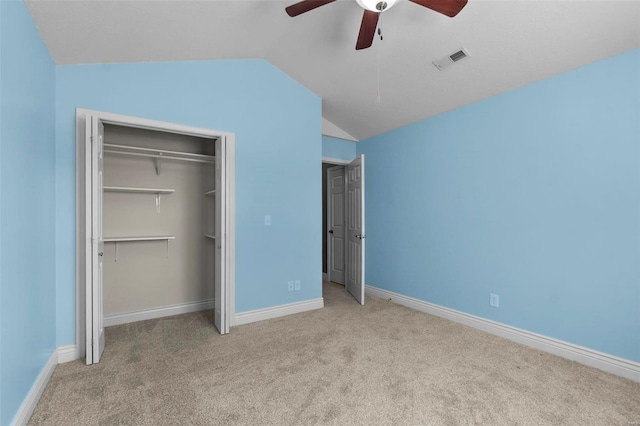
left=356, top=0, right=398, bottom=12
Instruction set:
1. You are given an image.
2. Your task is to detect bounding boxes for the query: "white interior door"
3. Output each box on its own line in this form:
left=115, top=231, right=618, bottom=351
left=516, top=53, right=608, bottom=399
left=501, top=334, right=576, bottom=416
left=328, top=166, right=346, bottom=284
left=214, top=136, right=229, bottom=334
left=87, top=115, right=105, bottom=363
left=345, top=155, right=365, bottom=305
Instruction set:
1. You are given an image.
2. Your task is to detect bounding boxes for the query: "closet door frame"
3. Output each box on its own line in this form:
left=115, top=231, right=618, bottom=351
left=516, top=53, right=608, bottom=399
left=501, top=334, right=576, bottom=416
left=75, top=108, right=236, bottom=364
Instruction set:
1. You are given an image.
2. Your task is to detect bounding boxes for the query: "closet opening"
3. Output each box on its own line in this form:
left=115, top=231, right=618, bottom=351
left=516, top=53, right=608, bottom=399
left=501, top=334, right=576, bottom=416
left=76, top=110, right=235, bottom=365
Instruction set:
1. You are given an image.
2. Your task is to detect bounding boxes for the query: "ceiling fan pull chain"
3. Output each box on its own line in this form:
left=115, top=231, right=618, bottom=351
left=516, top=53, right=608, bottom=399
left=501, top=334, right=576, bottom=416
left=376, top=26, right=381, bottom=104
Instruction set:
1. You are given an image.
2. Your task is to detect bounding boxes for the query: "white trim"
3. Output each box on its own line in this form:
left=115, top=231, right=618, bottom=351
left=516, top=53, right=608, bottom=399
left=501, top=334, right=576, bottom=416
left=227, top=135, right=236, bottom=327
left=11, top=351, right=57, bottom=426
left=322, top=156, right=351, bottom=165
left=234, top=298, right=324, bottom=326
left=56, top=345, right=79, bottom=364
left=103, top=299, right=214, bottom=327
left=366, top=285, right=640, bottom=382
left=77, top=108, right=233, bottom=140
left=321, top=135, right=358, bottom=143
left=75, top=109, right=87, bottom=361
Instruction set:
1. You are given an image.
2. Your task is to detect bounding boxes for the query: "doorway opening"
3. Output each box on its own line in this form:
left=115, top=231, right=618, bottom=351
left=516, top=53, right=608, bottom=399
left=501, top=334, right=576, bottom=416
left=322, top=155, right=365, bottom=305
left=76, top=109, right=235, bottom=364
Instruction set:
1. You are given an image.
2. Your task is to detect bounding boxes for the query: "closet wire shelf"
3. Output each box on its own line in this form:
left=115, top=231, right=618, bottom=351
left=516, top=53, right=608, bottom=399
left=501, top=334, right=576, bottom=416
left=104, top=186, right=175, bottom=194
left=103, top=186, right=175, bottom=213
left=103, top=236, right=176, bottom=261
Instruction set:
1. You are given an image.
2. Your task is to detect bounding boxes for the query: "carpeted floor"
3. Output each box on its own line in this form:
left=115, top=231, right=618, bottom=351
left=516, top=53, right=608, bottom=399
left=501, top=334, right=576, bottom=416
left=30, top=282, right=640, bottom=425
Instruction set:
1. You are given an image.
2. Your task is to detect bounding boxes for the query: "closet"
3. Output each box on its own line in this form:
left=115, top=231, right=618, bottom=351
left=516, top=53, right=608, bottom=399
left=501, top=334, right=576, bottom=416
left=101, top=124, right=216, bottom=325
left=79, top=109, right=234, bottom=365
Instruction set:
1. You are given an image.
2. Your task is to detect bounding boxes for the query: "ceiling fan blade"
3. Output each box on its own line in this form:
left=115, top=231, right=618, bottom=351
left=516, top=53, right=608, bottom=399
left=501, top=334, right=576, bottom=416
left=355, top=10, right=379, bottom=50
left=408, top=0, right=468, bottom=17
left=285, top=0, right=336, bottom=17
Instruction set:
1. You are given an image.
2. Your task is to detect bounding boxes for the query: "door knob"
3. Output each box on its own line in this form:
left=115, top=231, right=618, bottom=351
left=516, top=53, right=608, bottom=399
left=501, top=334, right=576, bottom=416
left=98, top=252, right=104, bottom=257
left=329, top=230, right=334, bottom=234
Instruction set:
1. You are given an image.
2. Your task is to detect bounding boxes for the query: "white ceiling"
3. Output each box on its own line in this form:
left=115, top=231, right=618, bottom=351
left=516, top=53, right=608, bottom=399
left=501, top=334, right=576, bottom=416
left=26, top=0, right=640, bottom=141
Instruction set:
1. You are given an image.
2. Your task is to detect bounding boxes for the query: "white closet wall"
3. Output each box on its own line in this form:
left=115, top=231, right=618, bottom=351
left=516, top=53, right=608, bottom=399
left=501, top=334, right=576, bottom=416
left=102, top=125, right=215, bottom=317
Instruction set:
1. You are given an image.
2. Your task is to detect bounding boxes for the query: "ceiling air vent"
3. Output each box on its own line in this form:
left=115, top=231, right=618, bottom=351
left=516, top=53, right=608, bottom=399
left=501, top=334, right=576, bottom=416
left=433, top=48, right=469, bottom=71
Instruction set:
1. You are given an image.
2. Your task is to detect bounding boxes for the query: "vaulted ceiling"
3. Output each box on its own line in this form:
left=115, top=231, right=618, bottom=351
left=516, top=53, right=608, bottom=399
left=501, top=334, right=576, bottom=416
left=25, top=0, right=640, bottom=140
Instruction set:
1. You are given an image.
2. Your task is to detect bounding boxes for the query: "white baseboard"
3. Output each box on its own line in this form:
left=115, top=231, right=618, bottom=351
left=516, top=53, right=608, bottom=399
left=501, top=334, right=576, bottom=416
left=366, top=285, right=640, bottom=383
left=235, top=298, right=324, bottom=326
left=12, top=350, right=57, bottom=426
left=56, top=344, right=79, bottom=364
left=104, top=299, right=214, bottom=327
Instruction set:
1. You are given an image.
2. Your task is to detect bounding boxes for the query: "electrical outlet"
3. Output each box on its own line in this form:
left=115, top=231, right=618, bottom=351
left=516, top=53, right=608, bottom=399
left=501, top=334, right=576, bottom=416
left=490, top=293, right=500, bottom=308
left=288, top=281, right=294, bottom=292
left=294, top=280, right=301, bottom=291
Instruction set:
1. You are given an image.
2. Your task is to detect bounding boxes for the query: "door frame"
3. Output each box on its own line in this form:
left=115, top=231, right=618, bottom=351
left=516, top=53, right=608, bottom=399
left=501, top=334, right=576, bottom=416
left=326, top=165, right=345, bottom=284
left=76, top=108, right=236, bottom=363
left=322, top=157, right=350, bottom=283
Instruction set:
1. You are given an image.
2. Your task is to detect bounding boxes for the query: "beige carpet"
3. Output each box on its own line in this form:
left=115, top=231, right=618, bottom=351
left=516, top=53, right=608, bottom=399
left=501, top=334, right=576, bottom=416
left=30, top=282, right=640, bottom=425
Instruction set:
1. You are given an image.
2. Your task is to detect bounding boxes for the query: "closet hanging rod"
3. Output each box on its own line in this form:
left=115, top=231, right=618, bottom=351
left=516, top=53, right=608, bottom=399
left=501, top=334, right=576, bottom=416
left=104, top=143, right=215, bottom=164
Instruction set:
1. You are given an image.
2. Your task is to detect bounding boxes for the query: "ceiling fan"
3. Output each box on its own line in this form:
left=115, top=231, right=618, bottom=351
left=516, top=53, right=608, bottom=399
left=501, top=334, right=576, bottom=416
left=285, top=0, right=468, bottom=50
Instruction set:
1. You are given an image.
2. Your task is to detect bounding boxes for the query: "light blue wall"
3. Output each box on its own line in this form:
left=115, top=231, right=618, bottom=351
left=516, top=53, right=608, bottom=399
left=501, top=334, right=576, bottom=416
left=0, top=1, right=57, bottom=424
left=358, top=48, right=640, bottom=362
left=55, top=60, right=322, bottom=345
left=322, top=135, right=356, bottom=162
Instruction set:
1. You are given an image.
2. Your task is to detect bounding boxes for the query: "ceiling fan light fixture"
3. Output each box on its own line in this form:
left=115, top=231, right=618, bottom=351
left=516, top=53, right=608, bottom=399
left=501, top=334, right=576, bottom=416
left=356, top=0, right=398, bottom=12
